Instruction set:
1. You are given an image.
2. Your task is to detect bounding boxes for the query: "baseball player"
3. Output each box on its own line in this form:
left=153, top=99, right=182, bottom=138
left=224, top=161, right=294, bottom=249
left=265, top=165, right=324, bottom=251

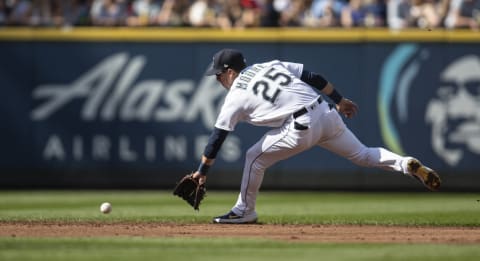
left=193, top=48, right=441, bottom=224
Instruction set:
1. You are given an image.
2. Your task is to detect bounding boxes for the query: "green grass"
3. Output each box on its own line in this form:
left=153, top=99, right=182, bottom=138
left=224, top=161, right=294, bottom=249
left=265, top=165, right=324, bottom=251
left=0, top=191, right=478, bottom=226
left=1, top=190, right=480, bottom=261
left=1, top=237, right=480, bottom=261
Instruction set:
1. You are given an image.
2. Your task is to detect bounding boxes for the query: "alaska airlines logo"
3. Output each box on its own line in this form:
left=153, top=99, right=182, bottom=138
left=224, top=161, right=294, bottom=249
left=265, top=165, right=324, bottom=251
left=28, top=53, right=242, bottom=163
left=31, top=52, right=223, bottom=129
left=379, top=44, right=480, bottom=166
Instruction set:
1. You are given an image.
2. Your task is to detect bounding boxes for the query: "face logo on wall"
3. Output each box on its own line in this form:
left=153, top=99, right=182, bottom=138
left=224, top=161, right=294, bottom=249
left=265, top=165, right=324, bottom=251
left=379, top=44, right=480, bottom=167
left=425, top=55, right=480, bottom=166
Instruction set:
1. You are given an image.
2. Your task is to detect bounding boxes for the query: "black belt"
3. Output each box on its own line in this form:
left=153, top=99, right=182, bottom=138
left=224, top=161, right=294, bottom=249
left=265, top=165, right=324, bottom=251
left=293, top=96, right=323, bottom=119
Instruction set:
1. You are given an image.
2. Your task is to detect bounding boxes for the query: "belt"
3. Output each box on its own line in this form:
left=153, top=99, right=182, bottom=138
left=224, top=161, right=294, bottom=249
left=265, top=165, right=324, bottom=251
left=293, top=96, right=323, bottom=119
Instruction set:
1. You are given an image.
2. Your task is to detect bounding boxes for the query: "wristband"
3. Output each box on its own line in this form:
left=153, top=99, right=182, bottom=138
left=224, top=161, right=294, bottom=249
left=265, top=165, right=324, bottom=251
left=328, top=89, right=343, bottom=104
left=197, top=162, right=211, bottom=175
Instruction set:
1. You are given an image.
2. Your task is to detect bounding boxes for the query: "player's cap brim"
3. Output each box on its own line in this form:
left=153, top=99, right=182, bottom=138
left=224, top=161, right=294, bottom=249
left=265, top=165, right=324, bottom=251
left=205, top=62, right=222, bottom=76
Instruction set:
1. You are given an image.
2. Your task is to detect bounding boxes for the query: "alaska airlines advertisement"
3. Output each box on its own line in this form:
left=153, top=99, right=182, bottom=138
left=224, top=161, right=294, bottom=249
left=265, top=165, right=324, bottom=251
left=0, top=41, right=478, bottom=188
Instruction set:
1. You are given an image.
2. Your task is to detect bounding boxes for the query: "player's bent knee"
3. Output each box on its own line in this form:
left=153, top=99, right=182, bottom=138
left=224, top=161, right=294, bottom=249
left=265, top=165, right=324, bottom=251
left=245, top=146, right=259, bottom=162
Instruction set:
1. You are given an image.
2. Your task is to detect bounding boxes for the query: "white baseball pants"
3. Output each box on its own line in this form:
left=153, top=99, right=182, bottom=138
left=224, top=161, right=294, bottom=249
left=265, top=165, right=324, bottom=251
left=231, top=100, right=413, bottom=217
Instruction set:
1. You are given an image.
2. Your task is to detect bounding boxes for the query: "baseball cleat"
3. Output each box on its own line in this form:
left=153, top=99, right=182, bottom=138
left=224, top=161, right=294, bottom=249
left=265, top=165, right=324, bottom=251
left=407, top=158, right=441, bottom=191
left=212, top=211, right=258, bottom=224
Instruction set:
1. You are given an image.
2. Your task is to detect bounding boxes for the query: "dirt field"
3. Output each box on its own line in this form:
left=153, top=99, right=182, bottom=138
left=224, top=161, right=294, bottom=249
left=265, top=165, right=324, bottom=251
left=2, top=222, right=480, bottom=244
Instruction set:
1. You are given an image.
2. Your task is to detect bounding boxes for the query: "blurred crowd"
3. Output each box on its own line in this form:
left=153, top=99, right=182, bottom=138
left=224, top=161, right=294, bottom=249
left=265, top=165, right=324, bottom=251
left=0, top=0, right=479, bottom=30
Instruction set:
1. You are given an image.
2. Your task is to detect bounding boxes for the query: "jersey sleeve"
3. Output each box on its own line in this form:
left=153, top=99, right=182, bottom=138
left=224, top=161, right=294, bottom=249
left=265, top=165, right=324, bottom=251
left=214, top=93, right=244, bottom=131
left=203, top=127, right=230, bottom=159
left=301, top=69, right=328, bottom=90
left=280, top=61, right=304, bottom=78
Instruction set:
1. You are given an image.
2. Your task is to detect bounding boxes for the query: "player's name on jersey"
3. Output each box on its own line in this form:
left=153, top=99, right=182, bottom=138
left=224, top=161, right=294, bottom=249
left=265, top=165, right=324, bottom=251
left=236, top=64, right=265, bottom=89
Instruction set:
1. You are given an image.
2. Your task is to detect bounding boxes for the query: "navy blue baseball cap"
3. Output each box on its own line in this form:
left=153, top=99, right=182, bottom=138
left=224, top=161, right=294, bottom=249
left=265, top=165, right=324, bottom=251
left=205, top=49, right=247, bottom=76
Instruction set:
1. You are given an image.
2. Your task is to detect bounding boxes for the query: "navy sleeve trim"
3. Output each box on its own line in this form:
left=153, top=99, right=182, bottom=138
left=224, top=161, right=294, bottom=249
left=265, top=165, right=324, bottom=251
left=328, top=89, right=343, bottom=104
left=197, top=162, right=211, bottom=175
left=301, top=69, right=328, bottom=91
left=203, top=127, right=230, bottom=159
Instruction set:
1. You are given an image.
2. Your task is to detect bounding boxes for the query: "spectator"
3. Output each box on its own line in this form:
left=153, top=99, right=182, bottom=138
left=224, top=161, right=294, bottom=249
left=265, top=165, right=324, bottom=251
left=388, top=0, right=441, bottom=29
left=259, top=0, right=281, bottom=27
left=216, top=0, right=244, bottom=29
left=29, top=0, right=49, bottom=26
left=90, top=0, right=128, bottom=26
left=437, top=0, right=451, bottom=25
left=278, top=0, right=311, bottom=27
left=126, top=0, right=163, bottom=26
left=412, top=0, right=441, bottom=28
left=273, top=0, right=290, bottom=12
left=62, top=0, right=92, bottom=26
left=387, top=0, right=407, bottom=29
left=157, top=0, right=190, bottom=26
left=49, top=0, right=67, bottom=26
left=0, top=0, right=478, bottom=29
left=6, top=0, right=32, bottom=25
left=215, top=0, right=260, bottom=29
left=341, top=0, right=386, bottom=27
left=308, top=0, right=347, bottom=27
left=188, top=0, right=216, bottom=27
left=239, top=0, right=261, bottom=27
left=0, top=0, right=6, bottom=25
left=444, top=0, right=480, bottom=29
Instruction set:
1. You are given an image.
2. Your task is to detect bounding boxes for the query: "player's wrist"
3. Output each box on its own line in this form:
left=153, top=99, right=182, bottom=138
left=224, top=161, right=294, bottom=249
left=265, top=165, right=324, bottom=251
left=197, top=162, right=211, bottom=175
left=328, top=89, right=343, bottom=104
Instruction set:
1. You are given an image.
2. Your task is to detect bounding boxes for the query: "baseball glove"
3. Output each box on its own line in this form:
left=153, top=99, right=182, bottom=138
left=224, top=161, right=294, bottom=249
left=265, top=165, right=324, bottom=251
left=173, top=173, right=206, bottom=210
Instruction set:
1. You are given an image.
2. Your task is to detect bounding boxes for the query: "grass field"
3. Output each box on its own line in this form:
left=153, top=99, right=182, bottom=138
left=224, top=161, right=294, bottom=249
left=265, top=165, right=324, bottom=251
left=1, top=190, right=479, bottom=260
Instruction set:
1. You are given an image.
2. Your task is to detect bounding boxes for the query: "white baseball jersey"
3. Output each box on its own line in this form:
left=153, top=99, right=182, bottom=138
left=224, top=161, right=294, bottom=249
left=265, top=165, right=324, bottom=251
left=213, top=60, right=419, bottom=221
left=215, top=60, right=321, bottom=131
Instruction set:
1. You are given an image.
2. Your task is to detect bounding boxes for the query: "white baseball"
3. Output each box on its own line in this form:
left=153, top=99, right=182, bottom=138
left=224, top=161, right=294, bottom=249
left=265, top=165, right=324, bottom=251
left=100, top=202, right=112, bottom=214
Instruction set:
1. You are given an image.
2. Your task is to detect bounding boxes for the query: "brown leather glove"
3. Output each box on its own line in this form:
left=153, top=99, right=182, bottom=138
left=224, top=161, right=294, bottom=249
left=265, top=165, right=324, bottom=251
left=173, top=174, right=206, bottom=211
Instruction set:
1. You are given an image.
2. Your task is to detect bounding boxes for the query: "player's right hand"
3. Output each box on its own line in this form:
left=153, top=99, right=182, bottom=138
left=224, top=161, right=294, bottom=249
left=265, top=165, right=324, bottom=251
left=337, top=98, right=358, bottom=119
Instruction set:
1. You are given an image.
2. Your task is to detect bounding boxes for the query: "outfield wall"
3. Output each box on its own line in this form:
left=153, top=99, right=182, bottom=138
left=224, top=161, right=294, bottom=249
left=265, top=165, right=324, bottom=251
left=1, top=28, right=479, bottom=190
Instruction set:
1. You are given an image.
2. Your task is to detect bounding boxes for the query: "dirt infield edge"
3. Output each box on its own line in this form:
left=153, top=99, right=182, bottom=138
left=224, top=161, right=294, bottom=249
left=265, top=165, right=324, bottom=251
left=2, top=222, right=480, bottom=244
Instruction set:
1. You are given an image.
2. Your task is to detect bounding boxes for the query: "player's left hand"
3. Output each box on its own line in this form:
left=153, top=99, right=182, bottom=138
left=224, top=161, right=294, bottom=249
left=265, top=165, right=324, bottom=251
left=192, top=171, right=207, bottom=185
left=337, top=98, right=358, bottom=119
left=173, top=172, right=207, bottom=210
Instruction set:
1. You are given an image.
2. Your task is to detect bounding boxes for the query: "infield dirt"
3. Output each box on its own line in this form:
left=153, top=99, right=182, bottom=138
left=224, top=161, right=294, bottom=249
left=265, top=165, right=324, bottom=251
left=2, top=222, right=479, bottom=244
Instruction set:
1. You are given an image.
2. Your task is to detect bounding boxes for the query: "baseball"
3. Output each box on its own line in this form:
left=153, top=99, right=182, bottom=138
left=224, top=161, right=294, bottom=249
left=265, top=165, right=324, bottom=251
left=100, top=202, right=112, bottom=214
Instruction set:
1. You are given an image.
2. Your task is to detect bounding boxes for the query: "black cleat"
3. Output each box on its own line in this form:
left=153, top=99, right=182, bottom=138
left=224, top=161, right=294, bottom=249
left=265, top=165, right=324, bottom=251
left=212, top=211, right=258, bottom=224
